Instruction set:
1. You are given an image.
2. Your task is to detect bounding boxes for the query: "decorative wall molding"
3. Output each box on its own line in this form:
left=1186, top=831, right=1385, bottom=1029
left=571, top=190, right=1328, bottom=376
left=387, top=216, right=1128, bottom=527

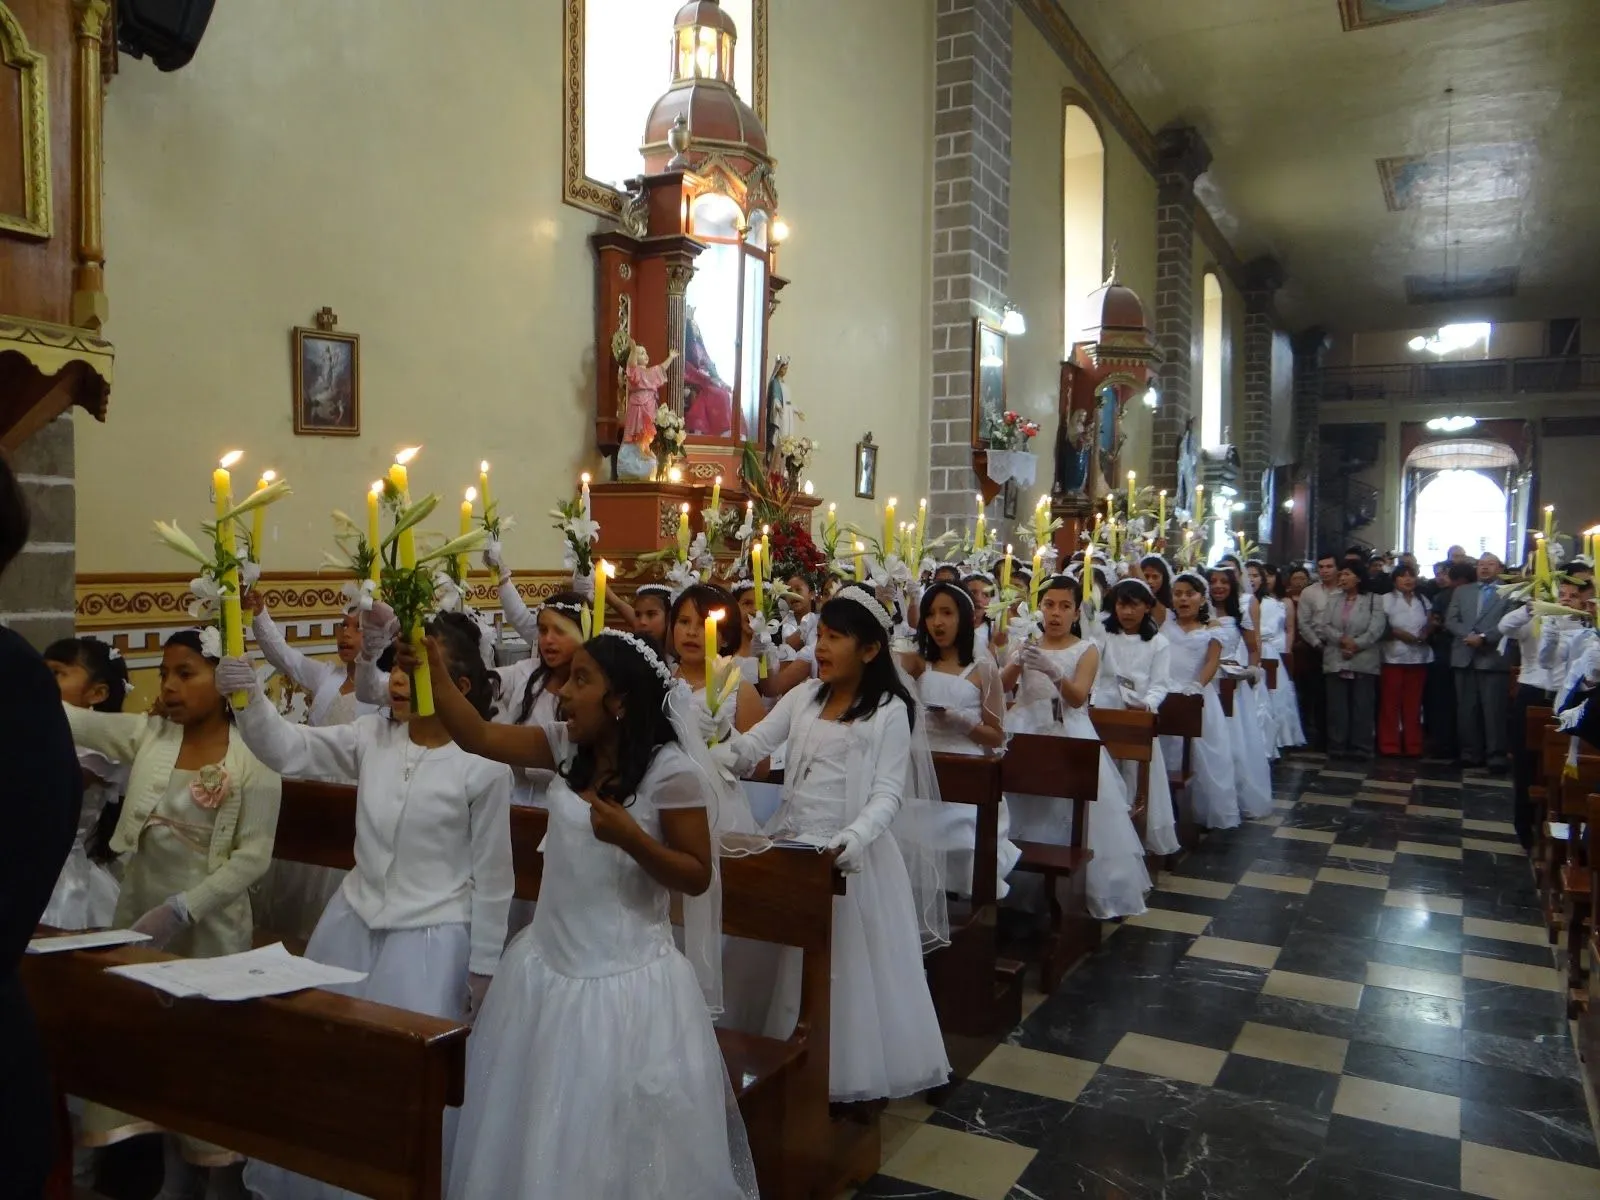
left=0, top=2, right=53, bottom=240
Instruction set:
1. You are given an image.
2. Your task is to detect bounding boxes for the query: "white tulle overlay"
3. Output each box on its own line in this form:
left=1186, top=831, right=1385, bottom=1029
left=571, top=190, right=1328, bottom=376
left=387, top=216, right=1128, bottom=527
left=446, top=746, right=758, bottom=1199
left=1257, top=597, right=1306, bottom=750
left=1005, top=642, right=1151, bottom=919
left=1215, top=618, right=1275, bottom=819
left=244, top=893, right=471, bottom=1200
left=43, top=755, right=122, bottom=930
left=1161, top=625, right=1242, bottom=830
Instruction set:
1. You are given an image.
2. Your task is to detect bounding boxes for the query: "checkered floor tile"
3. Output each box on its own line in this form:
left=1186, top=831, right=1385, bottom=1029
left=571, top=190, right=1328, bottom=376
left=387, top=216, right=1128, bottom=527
left=851, top=757, right=1600, bottom=1200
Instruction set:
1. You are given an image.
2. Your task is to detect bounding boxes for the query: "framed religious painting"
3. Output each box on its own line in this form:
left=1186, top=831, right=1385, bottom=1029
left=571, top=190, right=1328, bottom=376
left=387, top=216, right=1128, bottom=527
left=971, top=318, right=1007, bottom=448
left=855, top=432, right=878, bottom=499
left=292, top=308, right=360, bottom=437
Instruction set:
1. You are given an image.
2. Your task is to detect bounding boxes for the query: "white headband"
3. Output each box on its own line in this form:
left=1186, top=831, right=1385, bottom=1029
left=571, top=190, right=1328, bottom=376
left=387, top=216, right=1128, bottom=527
left=597, top=628, right=675, bottom=687
left=1115, top=577, right=1157, bottom=601
left=539, top=600, right=586, bottom=623
left=961, top=571, right=995, bottom=586
left=923, top=579, right=974, bottom=613
left=1174, top=570, right=1208, bottom=591
left=730, top=579, right=756, bottom=594
left=635, top=583, right=674, bottom=600
left=836, top=586, right=894, bottom=633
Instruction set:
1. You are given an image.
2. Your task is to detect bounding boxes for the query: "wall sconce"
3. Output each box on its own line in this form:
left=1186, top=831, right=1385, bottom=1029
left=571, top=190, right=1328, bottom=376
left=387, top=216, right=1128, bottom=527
left=771, top=217, right=790, bottom=244
left=1000, top=303, right=1026, bottom=337
left=1142, top=385, right=1160, bottom=410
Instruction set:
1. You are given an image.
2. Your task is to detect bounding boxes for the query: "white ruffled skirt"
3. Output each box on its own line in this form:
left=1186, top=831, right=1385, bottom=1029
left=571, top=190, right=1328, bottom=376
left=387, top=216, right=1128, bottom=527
left=41, top=843, right=119, bottom=931
left=921, top=792, right=1021, bottom=900
left=244, top=893, right=470, bottom=1200
left=446, top=931, right=758, bottom=1199
left=1160, top=686, right=1241, bottom=830
left=1268, top=660, right=1306, bottom=749
left=1229, top=682, right=1276, bottom=819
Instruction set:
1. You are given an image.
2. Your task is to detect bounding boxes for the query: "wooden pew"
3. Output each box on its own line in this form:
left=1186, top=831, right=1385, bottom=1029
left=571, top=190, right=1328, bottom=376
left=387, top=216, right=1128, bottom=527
left=23, top=939, right=467, bottom=1200
left=1003, top=733, right=1101, bottom=992
left=1263, top=659, right=1279, bottom=691
left=1557, top=773, right=1600, bottom=1015
left=1219, top=675, right=1237, bottom=718
left=271, top=782, right=865, bottom=1200
left=1089, top=708, right=1159, bottom=859
left=1157, top=693, right=1204, bottom=854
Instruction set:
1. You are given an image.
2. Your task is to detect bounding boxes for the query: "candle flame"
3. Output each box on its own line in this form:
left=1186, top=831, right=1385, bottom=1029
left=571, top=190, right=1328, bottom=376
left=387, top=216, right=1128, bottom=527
left=219, top=450, right=244, bottom=469
left=480, top=460, right=490, bottom=473
left=714, top=474, right=723, bottom=485
left=763, top=524, right=770, bottom=535
left=828, top=502, right=836, bottom=513
left=464, top=487, right=478, bottom=503
left=370, top=480, right=384, bottom=495
left=680, top=502, right=690, bottom=514
left=667, top=467, right=683, bottom=483
left=888, top=496, right=898, bottom=506
left=600, top=559, right=615, bottom=578
left=919, top=497, right=927, bottom=508
left=708, top=608, right=725, bottom=622
left=259, top=470, right=277, bottom=484
left=580, top=472, right=590, bottom=486
left=803, top=480, right=814, bottom=495
left=1006, top=543, right=1013, bottom=554
left=396, top=446, right=421, bottom=465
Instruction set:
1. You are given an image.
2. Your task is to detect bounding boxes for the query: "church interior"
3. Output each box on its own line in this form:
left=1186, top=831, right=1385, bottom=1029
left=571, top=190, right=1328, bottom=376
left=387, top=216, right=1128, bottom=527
left=6, top=1, right=1600, bottom=1198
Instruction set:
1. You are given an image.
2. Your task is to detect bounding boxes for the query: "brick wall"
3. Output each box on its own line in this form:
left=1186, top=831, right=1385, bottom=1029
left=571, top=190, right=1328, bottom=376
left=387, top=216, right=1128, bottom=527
left=929, top=0, right=1013, bottom=535
left=1239, top=256, right=1283, bottom=532
left=1149, top=126, right=1211, bottom=493
left=1291, top=327, right=1330, bottom=555
left=0, top=415, right=77, bottom=650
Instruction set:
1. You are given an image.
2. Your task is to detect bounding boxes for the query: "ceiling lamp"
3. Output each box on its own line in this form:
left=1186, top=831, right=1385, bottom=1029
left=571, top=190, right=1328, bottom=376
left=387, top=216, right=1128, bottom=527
left=1000, top=303, right=1026, bottom=337
left=1425, top=415, right=1477, bottom=432
left=1408, top=323, right=1491, bottom=357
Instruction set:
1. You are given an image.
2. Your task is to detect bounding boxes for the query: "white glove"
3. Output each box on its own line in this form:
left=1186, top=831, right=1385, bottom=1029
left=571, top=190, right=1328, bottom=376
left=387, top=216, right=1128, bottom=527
left=130, top=901, right=189, bottom=950
left=799, top=612, right=819, bottom=642
left=361, top=600, right=400, bottom=660
left=1582, top=642, right=1600, bottom=687
left=571, top=570, right=595, bottom=601
left=465, top=973, right=492, bottom=1024
left=482, top=538, right=504, bottom=572
left=213, top=656, right=264, bottom=704
left=709, top=739, right=741, bottom=775
left=695, top=692, right=736, bottom=745
left=827, top=829, right=866, bottom=873
left=1020, top=642, right=1064, bottom=681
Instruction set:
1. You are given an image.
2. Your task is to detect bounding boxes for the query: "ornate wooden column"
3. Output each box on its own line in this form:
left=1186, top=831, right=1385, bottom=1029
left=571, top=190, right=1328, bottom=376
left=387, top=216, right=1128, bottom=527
left=71, top=0, right=109, bottom=330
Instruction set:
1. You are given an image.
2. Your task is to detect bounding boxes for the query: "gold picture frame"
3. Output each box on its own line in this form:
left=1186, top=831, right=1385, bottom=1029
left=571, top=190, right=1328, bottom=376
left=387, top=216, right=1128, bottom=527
left=971, top=318, right=1007, bottom=449
left=292, top=309, right=360, bottom=437
left=0, top=3, right=53, bottom=240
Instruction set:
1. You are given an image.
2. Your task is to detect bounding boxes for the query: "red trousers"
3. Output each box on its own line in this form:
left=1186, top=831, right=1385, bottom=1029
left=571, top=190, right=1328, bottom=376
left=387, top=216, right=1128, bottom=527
left=1379, top=663, right=1428, bottom=757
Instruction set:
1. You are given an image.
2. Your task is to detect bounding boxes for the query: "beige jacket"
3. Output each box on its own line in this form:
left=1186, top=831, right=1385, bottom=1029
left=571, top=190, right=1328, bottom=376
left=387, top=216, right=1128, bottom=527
left=63, top=708, right=282, bottom=922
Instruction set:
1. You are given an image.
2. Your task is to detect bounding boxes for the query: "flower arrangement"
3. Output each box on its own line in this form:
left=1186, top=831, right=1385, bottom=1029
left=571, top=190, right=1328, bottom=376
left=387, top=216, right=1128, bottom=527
left=982, top=409, right=1041, bottom=452
left=651, top=404, right=686, bottom=467
left=777, top=432, right=815, bottom=483
left=323, top=509, right=379, bottom=612
left=550, top=494, right=601, bottom=576
left=767, top=521, right=828, bottom=591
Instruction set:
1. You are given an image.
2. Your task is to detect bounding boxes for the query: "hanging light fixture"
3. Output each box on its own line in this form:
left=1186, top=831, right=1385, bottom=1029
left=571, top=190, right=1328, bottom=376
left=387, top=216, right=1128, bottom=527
left=1001, top=303, right=1026, bottom=337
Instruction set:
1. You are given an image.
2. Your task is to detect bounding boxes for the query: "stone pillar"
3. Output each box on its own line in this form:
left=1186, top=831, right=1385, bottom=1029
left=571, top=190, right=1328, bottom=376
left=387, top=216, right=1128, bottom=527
left=0, top=416, right=77, bottom=649
left=1239, top=255, right=1283, bottom=525
left=1291, top=327, right=1330, bottom=554
left=1149, top=126, right=1211, bottom=493
left=928, top=0, right=1012, bottom=536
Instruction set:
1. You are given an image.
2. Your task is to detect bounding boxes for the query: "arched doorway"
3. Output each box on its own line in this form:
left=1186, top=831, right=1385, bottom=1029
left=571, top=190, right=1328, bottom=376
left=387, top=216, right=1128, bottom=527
left=1405, top=439, right=1517, bottom=562
left=1063, top=103, right=1105, bottom=353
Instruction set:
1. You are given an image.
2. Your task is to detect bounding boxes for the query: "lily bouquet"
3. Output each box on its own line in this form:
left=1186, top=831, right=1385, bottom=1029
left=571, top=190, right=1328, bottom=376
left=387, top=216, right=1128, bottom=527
left=550, top=494, right=599, bottom=577
left=322, top=509, right=379, bottom=614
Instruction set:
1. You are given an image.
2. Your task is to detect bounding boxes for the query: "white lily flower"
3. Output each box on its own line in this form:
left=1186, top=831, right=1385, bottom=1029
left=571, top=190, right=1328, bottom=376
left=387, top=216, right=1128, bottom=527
left=199, top=626, right=223, bottom=659
left=340, top=579, right=376, bottom=612
left=240, top=561, right=262, bottom=591
left=187, top=575, right=223, bottom=620
left=568, top=516, right=601, bottom=545
left=499, top=515, right=517, bottom=534
left=665, top=562, right=700, bottom=592
left=433, top=572, right=463, bottom=614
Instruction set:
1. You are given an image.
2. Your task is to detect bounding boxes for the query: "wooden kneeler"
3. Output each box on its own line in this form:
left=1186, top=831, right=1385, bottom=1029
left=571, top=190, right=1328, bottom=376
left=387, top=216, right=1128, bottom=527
left=1158, top=693, right=1204, bottom=856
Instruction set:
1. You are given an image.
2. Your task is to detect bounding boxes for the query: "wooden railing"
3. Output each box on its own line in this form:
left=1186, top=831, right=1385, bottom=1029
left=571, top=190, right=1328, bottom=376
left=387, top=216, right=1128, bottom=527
left=1319, top=355, right=1600, bottom=405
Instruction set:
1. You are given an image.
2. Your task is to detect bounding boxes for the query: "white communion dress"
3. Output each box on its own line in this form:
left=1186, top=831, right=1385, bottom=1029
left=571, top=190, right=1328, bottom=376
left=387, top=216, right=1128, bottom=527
left=1242, top=602, right=1280, bottom=760
left=1160, top=624, right=1242, bottom=830
left=446, top=730, right=758, bottom=1200
left=916, top=660, right=1020, bottom=898
left=1258, top=595, right=1306, bottom=750
left=1005, top=642, right=1151, bottom=919
left=1214, top=616, right=1275, bottom=819
left=721, top=681, right=951, bottom=1103
left=41, top=747, right=124, bottom=930
left=1091, top=630, right=1181, bottom=857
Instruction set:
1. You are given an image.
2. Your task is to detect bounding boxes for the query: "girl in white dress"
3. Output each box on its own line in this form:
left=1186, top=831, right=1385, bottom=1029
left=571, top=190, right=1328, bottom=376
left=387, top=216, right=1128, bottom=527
left=1140, top=554, right=1178, bottom=632
left=42, top=637, right=129, bottom=931
left=227, top=614, right=514, bottom=1200
left=423, top=628, right=759, bottom=1199
left=1248, top=562, right=1306, bottom=751
left=671, top=584, right=767, bottom=734
left=491, top=592, right=585, bottom=807
left=1206, top=569, right=1275, bottom=819
left=962, top=571, right=998, bottom=660
left=899, top=581, right=1018, bottom=896
left=1002, top=575, right=1151, bottom=918
left=1162, top=573, right=1242, bottom=830
left=1092, top=578, right=1181, bottom=856
left=717, top=590, right=952, bottom=1103
left=731, top=580, right=812, bottom=703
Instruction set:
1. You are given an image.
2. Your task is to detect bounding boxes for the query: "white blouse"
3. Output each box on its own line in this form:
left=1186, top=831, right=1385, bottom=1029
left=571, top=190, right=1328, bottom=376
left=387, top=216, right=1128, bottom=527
left=252, top=609, right=379, bottom=727
left=1382, top=591, right=1434, bottom=666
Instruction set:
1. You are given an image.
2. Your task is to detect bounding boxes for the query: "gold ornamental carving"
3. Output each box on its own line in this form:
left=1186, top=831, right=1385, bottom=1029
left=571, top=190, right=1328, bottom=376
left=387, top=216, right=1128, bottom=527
left=0, top=2, right=53, bottom=240
left=665, top=264, right=696, bottom=295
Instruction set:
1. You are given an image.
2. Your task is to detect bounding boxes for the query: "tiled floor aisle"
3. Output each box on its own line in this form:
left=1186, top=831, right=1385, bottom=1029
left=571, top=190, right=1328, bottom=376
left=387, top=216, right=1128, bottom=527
left=855, top=755, right=1600, bottom=1199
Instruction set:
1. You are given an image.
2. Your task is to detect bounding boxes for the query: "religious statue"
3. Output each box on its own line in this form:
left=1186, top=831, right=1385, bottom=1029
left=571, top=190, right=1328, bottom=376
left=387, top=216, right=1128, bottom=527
left=1054, top=406, right=1092, bottom=496
left=682, top=309, right=733, bottom=437
left=617, top=342, right=678, bottom=481
left=1257, top=465, right=1276, bottom=546
left=1175, top=419, right=1198, bottom=516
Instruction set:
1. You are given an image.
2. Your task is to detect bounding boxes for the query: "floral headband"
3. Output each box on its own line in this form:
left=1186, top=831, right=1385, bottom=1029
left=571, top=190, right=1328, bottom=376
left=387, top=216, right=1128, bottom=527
left=597, top=627, right=676, bottom=688
left=922, top=579, right=974, bottom=614
left=539, top=600, right=586, bottom=622
left=960, top=571, right=996, bottom=586
left=836, top=587, right=894, bottom=633
left=635, top=583, right=675, bottom=601
left=1174, top=570, right=1209, bottom=592
left=729, top=579, right=756, bottom=594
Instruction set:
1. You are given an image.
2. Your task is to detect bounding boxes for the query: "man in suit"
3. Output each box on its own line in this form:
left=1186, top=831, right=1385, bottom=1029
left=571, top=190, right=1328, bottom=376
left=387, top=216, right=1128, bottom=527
left=1445, top=552, right=1512, bottom=770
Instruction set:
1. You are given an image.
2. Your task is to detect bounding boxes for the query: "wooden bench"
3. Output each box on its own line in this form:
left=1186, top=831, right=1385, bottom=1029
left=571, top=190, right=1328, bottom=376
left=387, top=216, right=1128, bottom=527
left=925, top=752, right=1024, bottom=1080
left=1558, top=779, right=1600, bottom=1016
left=270, top=782, right=864, bottom=1200
left=1003, top=733, right=1101, bottom=993
left=1157, top=693, right=1204, bottom=854
left=1263, top=659, right=1279, bottom=691
left=1219, top=675, right=1237, bottom=718
left=1090, top=708, right=1160, bottom=859
left=23, top=937, right=467, bottom=1200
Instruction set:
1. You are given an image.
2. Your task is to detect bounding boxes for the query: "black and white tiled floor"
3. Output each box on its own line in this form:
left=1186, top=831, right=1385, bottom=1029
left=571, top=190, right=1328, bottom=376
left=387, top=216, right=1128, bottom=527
left=854, top=756, right=1600, bottom=1199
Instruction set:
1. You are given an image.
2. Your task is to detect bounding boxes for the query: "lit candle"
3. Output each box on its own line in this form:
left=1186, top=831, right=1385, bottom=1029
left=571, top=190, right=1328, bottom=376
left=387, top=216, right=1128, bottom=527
left=367, top=481, right=382, bottom=584
left=1030, top=546, right=1044, bottom=609
left=677, top=502, right=691, bottom=562
left=1544, top=505, right=1555, bottom=541
left=592, top=559, right=611, bottom=636
left=854, top=539, right=866, bottom=582
left=745, top=499, right=754, bottom=529
left=974, top=494, right=986, bottom=552
left=915, top=498, right=927, bottom=564
left=710, top=474, right=722, bottom=513
left=479, top=461, right=492, bottom=512
left=1535, top=533, right=1550, bottom=586
left=802, top=479, right=814, bottom=496
left=667, top=465, right=683, bottom=485
left=251, top=470, right=275, bottom=562
left=1159, top=489, right=1167, bottom=531
left=761, top=524, right=770, bottom=568
left=704, top=607, right=725, bottom=711
left=1000, top=544, right=1013, bottom=591
left=459, top=487, right=477, bottom=580
left=579, top=471, right=591, bottom=521
left=1195, top=483, right=1204, bottom=520
left=883, top=497, right=897, bottom=555
left=826, top=502, right=837, bottom=541
left=214, top=451, right=246, bottom=706
left=752, top=544, right=765, bottom=615
left=391, top=446, right=430, bottom=716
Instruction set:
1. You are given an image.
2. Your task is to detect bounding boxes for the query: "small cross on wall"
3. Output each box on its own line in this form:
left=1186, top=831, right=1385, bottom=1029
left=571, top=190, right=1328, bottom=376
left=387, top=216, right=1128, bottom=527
left=313, top=306, right=338, bottom=332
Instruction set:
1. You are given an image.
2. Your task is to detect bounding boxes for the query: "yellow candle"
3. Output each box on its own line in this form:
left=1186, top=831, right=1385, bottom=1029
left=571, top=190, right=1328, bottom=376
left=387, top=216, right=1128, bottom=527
left=704, top=607, right=724, bottom=712
left=915, top=498, right=927, bottom=564
left=459, top=487, right=476, bottom=580
left=391, top=446, right=430, bottom=716
left=1544, top=505, right=1555, bottom=541
left=579, top=471, right=591, bottom=521
left=1030, top=546, right=1044, bottom=609
left=479, top=460, right=492, bottom=512
left=1127, top=470, right=1136, bottom=502
left=592, top=559, right=610, bottom=636
left=251, top=470, right=275, bottom=562
left=1159, top=489, right=1167, bottom=531
left=826, top=502, right=837, bottom=541
left=974, top=494, right=986, bottom=553
left=214, top=451, right=246, bottom=706
left=367, top=481, right=383, bottom=583
left=761, top=524, right=771, bottom=568
left=883, top=497, right=897, bottom=554
left=710, top=474, right=722, bottom=514
left=1195, top=483, right=1204, bottom=520
left=854, top=539, right=866, bottom=582
left=677, top=503, right=691, bottom=561
left=1000, top=544, right=1013, bottom=591
left=753, top=544, right=765, bottom=615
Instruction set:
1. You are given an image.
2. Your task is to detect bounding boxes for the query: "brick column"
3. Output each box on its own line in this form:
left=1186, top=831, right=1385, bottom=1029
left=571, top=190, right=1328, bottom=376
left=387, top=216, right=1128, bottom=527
left=1291, top=327, right=1330, bottom=554
left=0, top=416, right=77, bottom=649
left=928, top=0, right=1012, bottom=536
left=1239, top=255, right=1283, bottom=526
left=1149, top=126, right=1211, bottom=494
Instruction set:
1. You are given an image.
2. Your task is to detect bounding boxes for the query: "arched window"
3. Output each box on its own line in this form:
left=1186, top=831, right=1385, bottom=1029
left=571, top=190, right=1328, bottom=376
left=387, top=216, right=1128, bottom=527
left=564, top=0, right=766, bottom=216
left=1062, top=103, right=1105, bottom=354
left=1414, top=470, right=1507, bottom=562
left=1200, top=271, right=1225, bottom=449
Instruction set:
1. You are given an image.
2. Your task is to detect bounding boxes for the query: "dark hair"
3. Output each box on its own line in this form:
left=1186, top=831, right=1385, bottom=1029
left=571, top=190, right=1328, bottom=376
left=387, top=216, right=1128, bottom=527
left=669, top=583, right=740, bottom=658
left=1287, top=565, right=1311, bottom=584
left=815, top=595, right=916, bottom=730
left=43, top=637, right=130, bottom=713
left=1244, top=559, right=1271, bottom=600
left=0, top=454, right=27, bottom=578
left=915, top=581, right=976, bottom=666
left=1315, top=551, right=1338, bottom=567
left=1391, top=562, right=1418, bottom=581
left=1171, top=572, right=1212, bottom=623
left=376, top=643, right=398, bottom=674
left=932, top=564, right=962, bottom=583
left=1335, top=563, right=1369, bottom=594
left=1205, top=569, right=1242, bottom=620
left=427, top=611, right=495, bottom=719
left=1448, top=561, right=1477, bottom=585
left=560, top=633, right=677, bottom=806
left=161, top=630, right=232, bottom=722
left=1433, top=560, right=1450, bottom=573
left=1038, top=573, right=1084, bottom=638
left=1103, top=579, right=1160, bottom=640
left=1139, top=556, right=1176, bottom=611
left=500, top=590, right=585, bottom=726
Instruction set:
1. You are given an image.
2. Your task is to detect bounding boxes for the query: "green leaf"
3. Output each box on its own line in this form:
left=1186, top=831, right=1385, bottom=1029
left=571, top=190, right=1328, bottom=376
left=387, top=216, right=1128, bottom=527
left=381, top=494, right=441, bottom=550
